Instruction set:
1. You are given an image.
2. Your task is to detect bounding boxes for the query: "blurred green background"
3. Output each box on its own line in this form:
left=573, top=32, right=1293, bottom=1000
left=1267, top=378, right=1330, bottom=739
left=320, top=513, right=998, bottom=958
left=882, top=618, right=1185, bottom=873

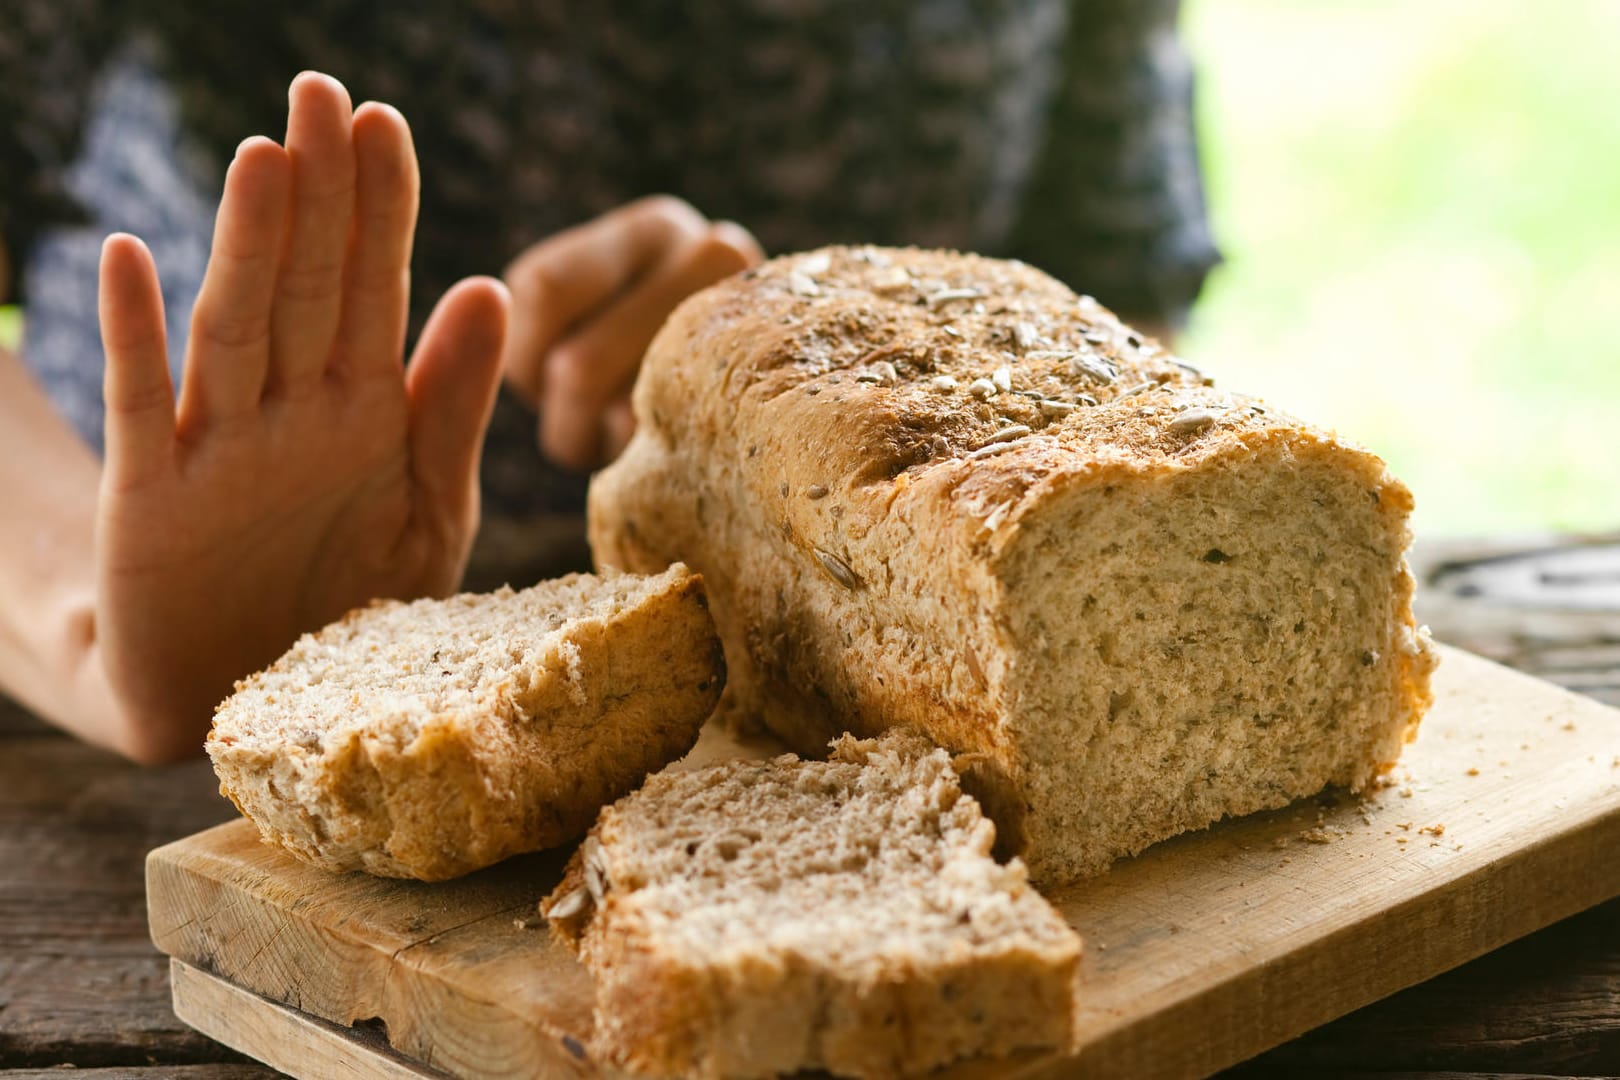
left=1184, top=0, right=1619, bottom=538
left=3, top=2, right=1612, bottom=539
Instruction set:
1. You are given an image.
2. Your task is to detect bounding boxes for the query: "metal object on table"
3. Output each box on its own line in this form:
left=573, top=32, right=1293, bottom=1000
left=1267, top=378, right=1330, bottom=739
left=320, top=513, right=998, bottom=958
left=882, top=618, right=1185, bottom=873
left=1416, top=533, right=1620, bottom=707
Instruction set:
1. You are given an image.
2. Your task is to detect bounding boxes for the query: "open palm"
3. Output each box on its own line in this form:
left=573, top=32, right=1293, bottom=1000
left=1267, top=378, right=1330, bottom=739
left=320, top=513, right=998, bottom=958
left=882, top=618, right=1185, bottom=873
left=93, top=74, right=508, bottom=762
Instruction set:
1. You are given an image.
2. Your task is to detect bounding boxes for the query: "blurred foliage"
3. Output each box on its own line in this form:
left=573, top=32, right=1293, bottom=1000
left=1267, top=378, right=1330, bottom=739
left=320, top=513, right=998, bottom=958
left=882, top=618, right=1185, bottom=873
left=0, top=306, right=19, bottom=352
left=1184, top=0, right=1620, bottom=536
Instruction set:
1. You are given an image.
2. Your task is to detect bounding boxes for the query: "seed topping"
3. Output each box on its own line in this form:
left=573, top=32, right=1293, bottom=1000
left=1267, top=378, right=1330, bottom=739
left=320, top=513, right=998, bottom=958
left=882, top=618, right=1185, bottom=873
left=926, top=287, right=985, bottom=309
left=1071, top=354, right=1120, bottom=384
left=967, top=439, right=1029, bottom=460
left=871, top=266, right=911, bottom=292
left=815, top=548, right=860, bottom=589
left=966, top=427, right=1034, bottom=459
left=855, top=360, right=899, bottom=385
left=787, top=271, right=820, bottom=297
left=546, top=886, right=589, bottom=920
left=1169, top=407, right=1219, bottom=435
left=983, top=501, right=1014, bottom=531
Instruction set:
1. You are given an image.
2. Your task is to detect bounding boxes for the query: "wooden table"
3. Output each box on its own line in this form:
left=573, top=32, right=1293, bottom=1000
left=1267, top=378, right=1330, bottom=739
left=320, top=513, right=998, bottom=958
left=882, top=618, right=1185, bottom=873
left=4, top=536, right=1619, bottom=1080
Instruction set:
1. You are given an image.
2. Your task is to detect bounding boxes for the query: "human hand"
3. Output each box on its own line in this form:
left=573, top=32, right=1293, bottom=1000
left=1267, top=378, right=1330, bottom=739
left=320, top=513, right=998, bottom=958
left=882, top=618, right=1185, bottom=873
left=501, top=196, right=763, bottom=470
left=93, top=73, right=509, bottom=762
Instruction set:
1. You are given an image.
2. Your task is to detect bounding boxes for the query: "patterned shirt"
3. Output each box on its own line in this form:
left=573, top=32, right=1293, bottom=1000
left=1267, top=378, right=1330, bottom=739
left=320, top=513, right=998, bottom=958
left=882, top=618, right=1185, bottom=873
left=1, top=0, right=1218, bottom=575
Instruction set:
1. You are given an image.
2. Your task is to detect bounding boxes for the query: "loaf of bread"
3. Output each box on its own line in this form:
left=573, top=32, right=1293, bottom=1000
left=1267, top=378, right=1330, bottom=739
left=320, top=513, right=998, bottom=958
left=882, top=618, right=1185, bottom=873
left=589, top=246, right=1438, bottom=883
left=207, top=566, right=724, bottom=880
left=544, top=729, right=1081, bottom=1079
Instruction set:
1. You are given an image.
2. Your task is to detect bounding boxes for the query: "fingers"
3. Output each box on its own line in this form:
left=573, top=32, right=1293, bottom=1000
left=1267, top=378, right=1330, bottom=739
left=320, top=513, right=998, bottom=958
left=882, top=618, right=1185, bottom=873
left=601, top=398, right=637, bottom=463
left=710, top=220, right=766, bottom=266
left=99, top=234, right=174, bottom=484
left=269, top=72, right=356, bottom=395
left=501, top=195, right=710, bottom=407
left=334, top=101, right=419, bottom=377
left=405, top=277, right=510, bottom=526
left=539, top=221, right=759, bottom=469
left=177, top=136, right=291, bottom=430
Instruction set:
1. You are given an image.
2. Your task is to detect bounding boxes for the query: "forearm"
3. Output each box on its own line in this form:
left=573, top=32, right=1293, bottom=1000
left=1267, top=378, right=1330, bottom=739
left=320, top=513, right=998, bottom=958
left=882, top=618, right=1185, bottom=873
left=0, top=344, right=122, bottom=749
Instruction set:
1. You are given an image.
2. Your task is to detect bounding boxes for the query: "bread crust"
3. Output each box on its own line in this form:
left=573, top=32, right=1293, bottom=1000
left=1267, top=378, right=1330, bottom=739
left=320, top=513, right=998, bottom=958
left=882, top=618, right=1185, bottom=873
left=208, top=567, right=725, bottom=881
left=589, top=246, right=1438, bottom=881
left=544, top=731, right=1081, bottom=1079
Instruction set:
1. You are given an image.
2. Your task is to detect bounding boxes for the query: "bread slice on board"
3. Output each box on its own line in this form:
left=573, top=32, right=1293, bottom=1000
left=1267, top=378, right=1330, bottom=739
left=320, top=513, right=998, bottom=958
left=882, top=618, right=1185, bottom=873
left=544, top=729, right=1081, bottom=1079
left=207, top=565, right=724, bottom=881
left=589, top=245, right=1439, bottom=883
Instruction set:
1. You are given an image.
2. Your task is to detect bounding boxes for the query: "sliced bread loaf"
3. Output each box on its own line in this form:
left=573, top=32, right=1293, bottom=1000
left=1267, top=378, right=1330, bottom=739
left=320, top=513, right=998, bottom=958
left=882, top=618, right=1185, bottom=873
left=207, top=565, right=724, bottom=880
left=589, top=245, right=1439, bottom=883
left=544, top=730, right=1081, bottom=1079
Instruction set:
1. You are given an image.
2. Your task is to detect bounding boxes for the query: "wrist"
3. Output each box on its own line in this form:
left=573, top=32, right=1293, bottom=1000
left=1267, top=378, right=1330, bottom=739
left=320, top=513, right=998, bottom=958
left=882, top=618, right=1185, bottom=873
left=0, top=580, right=97, bottom=731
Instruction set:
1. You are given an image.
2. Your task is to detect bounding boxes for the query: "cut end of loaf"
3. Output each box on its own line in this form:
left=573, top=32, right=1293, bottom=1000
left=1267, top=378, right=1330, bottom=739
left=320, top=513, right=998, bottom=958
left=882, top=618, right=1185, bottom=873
left=207, top=564, right=724, bottom=880
left=994, top=426, right=1437, bottom=880
left=588, top=244, right=1437, bottom=886
left=545, top=729, right=1080, bottom=1079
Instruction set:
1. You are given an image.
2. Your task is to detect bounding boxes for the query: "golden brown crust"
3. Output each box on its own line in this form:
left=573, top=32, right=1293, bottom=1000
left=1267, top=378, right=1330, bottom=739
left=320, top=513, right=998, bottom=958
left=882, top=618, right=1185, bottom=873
left=209, top=569, right=725, bottom=881
left=590, top=246, right=1437, bottom=882
left=542, top=732, right=1081, bottom=1078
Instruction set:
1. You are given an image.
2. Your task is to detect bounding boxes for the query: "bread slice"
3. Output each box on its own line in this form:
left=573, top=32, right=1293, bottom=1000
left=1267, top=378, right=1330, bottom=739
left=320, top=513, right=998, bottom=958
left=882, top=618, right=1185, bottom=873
left=543, top=730, right=1081, bottom=1079
left=207, top=565, right=724, bottom=880
left=589, top=245, right=1439, bottom=883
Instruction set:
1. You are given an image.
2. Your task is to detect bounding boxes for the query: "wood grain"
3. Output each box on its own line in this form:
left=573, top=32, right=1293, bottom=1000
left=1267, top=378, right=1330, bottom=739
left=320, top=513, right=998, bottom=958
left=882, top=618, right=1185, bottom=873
left=146, top=645, right=1620, bottom=1080
left=1228, top=895, right=1620, bottom=1077
left=171, top=960, right=446, bottom=1079
left=0, top=1069, right=277, bottom=1079
left=0, top=709, right=248, bottom=1072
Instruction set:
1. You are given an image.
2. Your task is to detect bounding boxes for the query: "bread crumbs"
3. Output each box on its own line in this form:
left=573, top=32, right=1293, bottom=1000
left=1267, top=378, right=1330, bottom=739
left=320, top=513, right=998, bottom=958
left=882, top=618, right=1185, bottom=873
left=1419, top=823, right=1446, bottom=837
left=1466, top=767, right=1481, bottom=776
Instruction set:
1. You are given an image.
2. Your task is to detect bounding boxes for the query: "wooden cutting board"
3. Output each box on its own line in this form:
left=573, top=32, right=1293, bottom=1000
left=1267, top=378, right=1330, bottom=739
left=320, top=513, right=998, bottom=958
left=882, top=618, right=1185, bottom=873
left=146, top=645, right=1620, bottom=1080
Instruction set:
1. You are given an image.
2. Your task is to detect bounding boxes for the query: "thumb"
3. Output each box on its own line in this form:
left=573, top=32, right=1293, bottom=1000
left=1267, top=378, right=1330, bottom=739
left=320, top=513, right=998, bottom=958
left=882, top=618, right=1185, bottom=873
left=404, top=276, right=509, bottom=525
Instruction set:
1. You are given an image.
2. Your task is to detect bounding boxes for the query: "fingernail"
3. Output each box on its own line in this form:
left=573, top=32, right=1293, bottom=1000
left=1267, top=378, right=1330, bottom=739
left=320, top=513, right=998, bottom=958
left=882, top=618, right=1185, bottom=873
left=290, top=70, right=343, bottom=100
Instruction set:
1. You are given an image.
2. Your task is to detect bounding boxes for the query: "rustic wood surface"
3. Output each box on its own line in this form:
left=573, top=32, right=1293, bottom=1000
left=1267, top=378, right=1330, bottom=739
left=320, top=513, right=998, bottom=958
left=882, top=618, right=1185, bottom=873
left=169, top=961, right=445, bottom=1079
left=3, top=534, right=1619, bottom=1079
left=143, top=646, right=1620, bottom=1080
